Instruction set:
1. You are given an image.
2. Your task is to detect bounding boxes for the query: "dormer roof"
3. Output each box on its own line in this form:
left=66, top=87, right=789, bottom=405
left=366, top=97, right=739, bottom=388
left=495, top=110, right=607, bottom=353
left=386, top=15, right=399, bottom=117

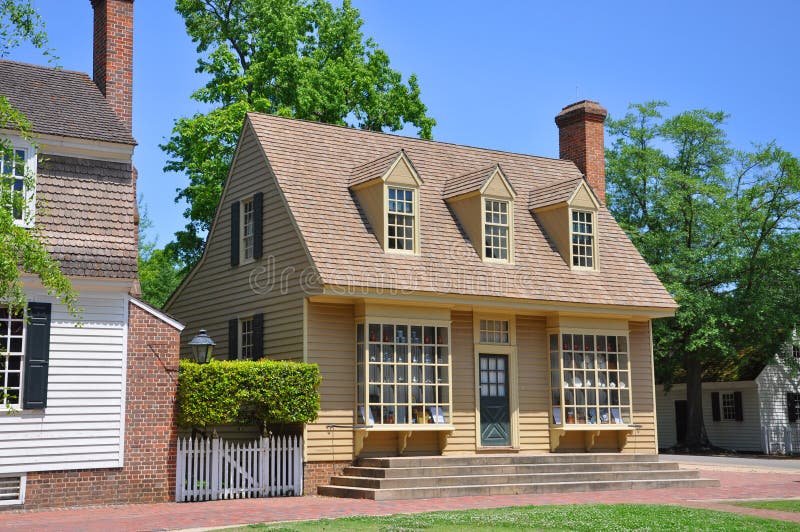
left=349, top=149, right=423, bottom=188
left=529, top=177, right=600, bottom=211
left=443, top=164, right=517, bottom=200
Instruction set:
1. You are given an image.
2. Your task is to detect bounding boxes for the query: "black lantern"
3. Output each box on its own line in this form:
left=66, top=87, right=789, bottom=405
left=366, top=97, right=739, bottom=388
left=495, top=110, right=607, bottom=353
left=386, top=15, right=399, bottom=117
left=188, top=329, right=215, bottom=364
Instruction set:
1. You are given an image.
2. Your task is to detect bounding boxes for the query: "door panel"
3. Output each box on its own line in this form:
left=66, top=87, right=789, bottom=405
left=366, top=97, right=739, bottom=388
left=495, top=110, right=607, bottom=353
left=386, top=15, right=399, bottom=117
left=479, top=354, right=510, bottom=446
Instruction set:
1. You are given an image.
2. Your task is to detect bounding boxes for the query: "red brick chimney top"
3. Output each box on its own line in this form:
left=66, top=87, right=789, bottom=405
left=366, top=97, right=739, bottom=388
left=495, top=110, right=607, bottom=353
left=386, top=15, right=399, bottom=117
left=555, top=100, right=608, bottom=204
left=91, top=0, right=134, bottom=134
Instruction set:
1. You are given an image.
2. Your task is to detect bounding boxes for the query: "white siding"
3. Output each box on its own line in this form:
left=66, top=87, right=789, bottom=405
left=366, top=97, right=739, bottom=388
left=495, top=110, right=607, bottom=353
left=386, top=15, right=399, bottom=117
left=655, top=381, right=762, bottom=452
left=0, top=287, right=127, bottom=474
left=756, top=362, right=800, bottom=427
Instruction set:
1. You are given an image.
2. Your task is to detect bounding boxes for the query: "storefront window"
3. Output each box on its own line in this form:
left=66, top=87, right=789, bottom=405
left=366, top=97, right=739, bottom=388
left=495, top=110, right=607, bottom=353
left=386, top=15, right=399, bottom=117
left=356, top=322, right=451, bottom=425
left=549, top=332, right=631, bottom=426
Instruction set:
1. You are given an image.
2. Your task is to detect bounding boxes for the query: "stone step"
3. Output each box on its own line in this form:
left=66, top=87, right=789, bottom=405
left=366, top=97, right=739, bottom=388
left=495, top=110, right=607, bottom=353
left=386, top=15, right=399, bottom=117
left=318, top=477, right=721, bottom=501
left=358, top=453, right=658, bottom=469
left=329, top=469, right=703, bottom=489
left=344, top=461, right=680, bottom=479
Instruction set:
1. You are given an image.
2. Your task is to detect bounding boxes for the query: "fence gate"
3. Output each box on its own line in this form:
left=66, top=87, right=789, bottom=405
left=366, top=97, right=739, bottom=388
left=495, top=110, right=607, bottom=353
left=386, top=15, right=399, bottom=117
left=176, top=435, right=303, bottom=502
left=762, top=425, right=800, bottom=455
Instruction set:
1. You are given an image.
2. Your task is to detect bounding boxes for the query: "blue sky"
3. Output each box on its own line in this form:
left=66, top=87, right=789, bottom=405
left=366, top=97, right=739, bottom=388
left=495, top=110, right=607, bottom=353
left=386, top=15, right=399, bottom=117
left=11, top=1, right=800, bottom=245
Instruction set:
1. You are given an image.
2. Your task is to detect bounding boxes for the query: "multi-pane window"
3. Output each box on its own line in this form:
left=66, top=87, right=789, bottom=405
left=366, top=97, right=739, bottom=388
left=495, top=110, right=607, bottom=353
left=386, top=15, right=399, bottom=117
left=793, top=345, right=800, bottom=361
left=479, top=319, right=509, bottom=344
left=479, top=355, right=507, bottom=398
left=241, top=198, right=254, bottom=261
left=549, top=333, right=631, bottom=425
left=356, top=322, right=450, bottom=425
left=1, top=148, right=27, bottom=221
left=788, top=393, right=800, bottom=423
left=240, top=317, right=253, bottom=360
left=387, top=187, right=414, bottom=251
left=571, top=210, right=595, bottom=268
left=0, top=306, right=24, bottom=408
left=484, top=199, right=509, bottom=260
left=721, top=392, right=736, bottom=421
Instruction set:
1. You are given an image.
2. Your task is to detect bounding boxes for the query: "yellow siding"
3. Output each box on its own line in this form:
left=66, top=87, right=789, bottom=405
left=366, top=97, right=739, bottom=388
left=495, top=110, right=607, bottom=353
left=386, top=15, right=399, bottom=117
left=443, top=311, right=477, bottom=454
left=626, top=320, right=658, bottom=453
left=570, top=183, right=597, bottom=209
left=447, top=195, right=482, bottom=258
left=165, top=122, right=315, bottom=360
left=305, top=302, right=356, bottom=462
left=516, top=316, right=550, bottom=452
left=354, top=181, right=385, bottom=249
left=385, top=158, right=418, bottom=186
left=483, top=172, right=514, bottom=199
left=535, top=206, right=569, bottom=265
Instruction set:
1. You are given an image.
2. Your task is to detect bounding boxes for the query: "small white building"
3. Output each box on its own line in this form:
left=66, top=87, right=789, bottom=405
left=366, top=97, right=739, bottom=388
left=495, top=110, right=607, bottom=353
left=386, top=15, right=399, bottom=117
left=656, top=342, right=800, bottom=454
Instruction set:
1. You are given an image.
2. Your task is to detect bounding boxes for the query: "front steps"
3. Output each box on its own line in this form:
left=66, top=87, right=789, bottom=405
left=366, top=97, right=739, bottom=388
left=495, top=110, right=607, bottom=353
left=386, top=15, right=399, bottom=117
left=317, top=453, right=719, bottom=500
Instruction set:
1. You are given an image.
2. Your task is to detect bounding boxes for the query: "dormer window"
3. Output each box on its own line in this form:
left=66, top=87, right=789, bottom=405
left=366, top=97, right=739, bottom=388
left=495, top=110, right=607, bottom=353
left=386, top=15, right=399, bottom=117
left=571, top=210, right=595, bottom=268
left=349, top=150, right=423, bottom=255
left=387, top=187, right=415, bottom=251
left=484, top=199, right=509, bottom=261
left=241, top=197, right=255, bottom=261
left=530, top=177, right=600, bottom=271
left=444, top=164, right=516, bottom=263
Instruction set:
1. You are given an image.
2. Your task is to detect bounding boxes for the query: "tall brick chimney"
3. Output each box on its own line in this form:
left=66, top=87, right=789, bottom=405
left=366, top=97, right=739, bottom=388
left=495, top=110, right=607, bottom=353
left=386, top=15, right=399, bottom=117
left=555, top=100, right=608, bottom=204
left=92, top=0, right=134, bottom=133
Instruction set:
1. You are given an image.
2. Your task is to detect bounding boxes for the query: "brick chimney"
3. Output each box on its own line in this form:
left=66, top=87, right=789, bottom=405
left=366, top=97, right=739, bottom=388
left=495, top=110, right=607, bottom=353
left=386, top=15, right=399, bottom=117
left=91, top=0, right=134, bottom=133
left=555, top=100, right=608, bottom=204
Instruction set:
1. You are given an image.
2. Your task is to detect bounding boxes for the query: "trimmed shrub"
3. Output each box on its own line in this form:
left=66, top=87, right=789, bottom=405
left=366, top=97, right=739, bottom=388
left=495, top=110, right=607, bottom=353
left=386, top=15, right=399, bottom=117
left=177, top=359, right=321, bottom=429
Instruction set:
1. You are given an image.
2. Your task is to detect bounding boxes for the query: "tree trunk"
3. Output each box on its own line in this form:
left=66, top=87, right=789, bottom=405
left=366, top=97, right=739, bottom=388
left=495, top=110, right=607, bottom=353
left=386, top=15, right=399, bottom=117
left=684, top=353, right=710, bottom=449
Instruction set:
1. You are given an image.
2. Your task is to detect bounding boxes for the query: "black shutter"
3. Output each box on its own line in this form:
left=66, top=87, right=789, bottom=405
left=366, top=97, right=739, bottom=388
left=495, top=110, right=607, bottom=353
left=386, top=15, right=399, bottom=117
left=23, top=302, right=51, bottom=409
left=253, top=192, right=263, bottom=259
left=711, top=392, right=721, bottom=422
left=252, top=313, right=264, bottom=360
left=734, top=391, right=743, bottom=422
left=230, top=201, right=240, bottom=266
left=789, top=393, right=798, bottom=423
left=228, top=318, right=239, bottom=360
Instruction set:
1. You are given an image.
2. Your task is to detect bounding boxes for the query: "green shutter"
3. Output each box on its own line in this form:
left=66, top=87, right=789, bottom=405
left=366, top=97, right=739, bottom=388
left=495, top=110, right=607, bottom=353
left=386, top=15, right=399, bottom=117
left=23, top=302, right=51, bottom=409
left=252, top=313, right=264, bottom=360
left=711, top=392, right=721, bottom=422
left=228, top=319, right=238, bottom=360
left=253, top=192, right=263, bottom=259
left=230, top=201, right=240, bottom=266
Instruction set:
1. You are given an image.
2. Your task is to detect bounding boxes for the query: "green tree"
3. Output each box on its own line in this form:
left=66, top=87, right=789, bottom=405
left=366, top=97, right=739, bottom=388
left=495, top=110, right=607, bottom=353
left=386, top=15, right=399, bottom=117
left=0, top=1, right=77, bottom=316
left=138, top=198, right=182, bottom=308
left=606, top=102, right=800, bottom=448
left=163, top=0, right=436, bottom=268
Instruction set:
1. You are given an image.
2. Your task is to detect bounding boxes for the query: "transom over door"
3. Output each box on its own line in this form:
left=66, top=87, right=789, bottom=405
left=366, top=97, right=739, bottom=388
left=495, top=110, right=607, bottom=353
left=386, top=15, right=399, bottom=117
left=479, top=354, right=510, bottom=447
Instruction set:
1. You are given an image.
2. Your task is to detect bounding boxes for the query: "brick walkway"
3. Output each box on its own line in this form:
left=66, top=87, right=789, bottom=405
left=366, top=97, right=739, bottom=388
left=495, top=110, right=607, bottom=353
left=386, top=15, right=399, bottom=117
left=1, top=469, right=799, bottom=531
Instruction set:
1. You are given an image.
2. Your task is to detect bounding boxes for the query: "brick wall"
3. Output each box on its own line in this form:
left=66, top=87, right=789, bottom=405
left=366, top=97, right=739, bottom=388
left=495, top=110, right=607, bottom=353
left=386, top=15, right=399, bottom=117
left=303, top=461, right=351, bottom=495
left=92, top=0, right=134, bottom=132
left=24, top=301, right=180, bottom=509
left=555, top=100, right=608, bottom=204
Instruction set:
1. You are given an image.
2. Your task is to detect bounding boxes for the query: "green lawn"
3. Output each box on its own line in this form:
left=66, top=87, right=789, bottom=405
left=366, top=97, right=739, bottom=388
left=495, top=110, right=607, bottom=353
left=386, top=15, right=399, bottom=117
left=733, top=499, right=800, bottom=513
left=225, top=504, right=799, bottom=531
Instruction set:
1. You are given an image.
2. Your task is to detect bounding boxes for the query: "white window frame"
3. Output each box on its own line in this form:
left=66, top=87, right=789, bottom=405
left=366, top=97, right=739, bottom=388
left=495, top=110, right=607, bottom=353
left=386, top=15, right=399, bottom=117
left=483, top=198, right=512, bottom=262
left=239, top=317, right=254, bottom=360
left=721, top=391, right=737, bottom=421
left=240, top=197, right=255, bottom=263
left=0, top=474, right=25, bottom=506
left=385, top=186, right=417, bottom=254
left=479, top=319, right=510, bottom=344
left=1, top=137, right=36, bottom=228
left=0, top=305, right=25, bottom=409
left=570, top=209, right=597, bottom=270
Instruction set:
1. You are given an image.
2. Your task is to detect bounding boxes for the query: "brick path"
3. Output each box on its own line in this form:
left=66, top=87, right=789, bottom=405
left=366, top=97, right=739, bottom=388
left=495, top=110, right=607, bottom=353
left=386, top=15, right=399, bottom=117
left=1, top=469, right=799, bottom=531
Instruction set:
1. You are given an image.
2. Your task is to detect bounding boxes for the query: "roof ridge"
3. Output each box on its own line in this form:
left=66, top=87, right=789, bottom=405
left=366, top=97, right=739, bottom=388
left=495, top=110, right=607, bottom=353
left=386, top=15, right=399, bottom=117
left=246, top=111, right=578, bottom=166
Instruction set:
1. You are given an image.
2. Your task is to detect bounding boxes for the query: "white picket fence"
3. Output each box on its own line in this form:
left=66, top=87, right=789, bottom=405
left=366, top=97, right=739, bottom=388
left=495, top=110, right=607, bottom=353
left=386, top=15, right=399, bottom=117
left=176, top=435, right=303, bottom=502
left=762, top=424, right=800, bottom=455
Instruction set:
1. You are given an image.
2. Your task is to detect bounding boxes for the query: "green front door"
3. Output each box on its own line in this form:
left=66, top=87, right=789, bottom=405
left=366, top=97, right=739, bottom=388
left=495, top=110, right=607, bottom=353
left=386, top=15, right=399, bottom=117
left=479, top=354, right=510, bottom=446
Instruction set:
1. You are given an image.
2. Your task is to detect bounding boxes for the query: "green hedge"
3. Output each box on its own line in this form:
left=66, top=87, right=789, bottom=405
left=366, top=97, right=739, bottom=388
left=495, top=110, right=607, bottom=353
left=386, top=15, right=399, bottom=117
left=177, top=359, right=321, bottom=429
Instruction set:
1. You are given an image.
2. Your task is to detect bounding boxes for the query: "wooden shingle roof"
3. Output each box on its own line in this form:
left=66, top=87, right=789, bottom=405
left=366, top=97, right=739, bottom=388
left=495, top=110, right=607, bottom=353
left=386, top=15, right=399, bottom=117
left=529, top=177, right=587, bottom=210
left=443, top=164, right=515, bottom=200
left=247, top=113, right=677, bottom=311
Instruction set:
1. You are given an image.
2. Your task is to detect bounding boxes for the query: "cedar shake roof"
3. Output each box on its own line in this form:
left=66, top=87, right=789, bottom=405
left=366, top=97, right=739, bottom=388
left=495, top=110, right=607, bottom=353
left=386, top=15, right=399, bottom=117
left=36, top=155, right=138, bottom=279
left=529, top=177, right=587, bottom=210
left=247, top=113, right=677, bottom=310
left=443, top=164, right=515, bottom=200
left=349, top=150, right=404, bottom=187
left=0, top=59, right=135, bottom=145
